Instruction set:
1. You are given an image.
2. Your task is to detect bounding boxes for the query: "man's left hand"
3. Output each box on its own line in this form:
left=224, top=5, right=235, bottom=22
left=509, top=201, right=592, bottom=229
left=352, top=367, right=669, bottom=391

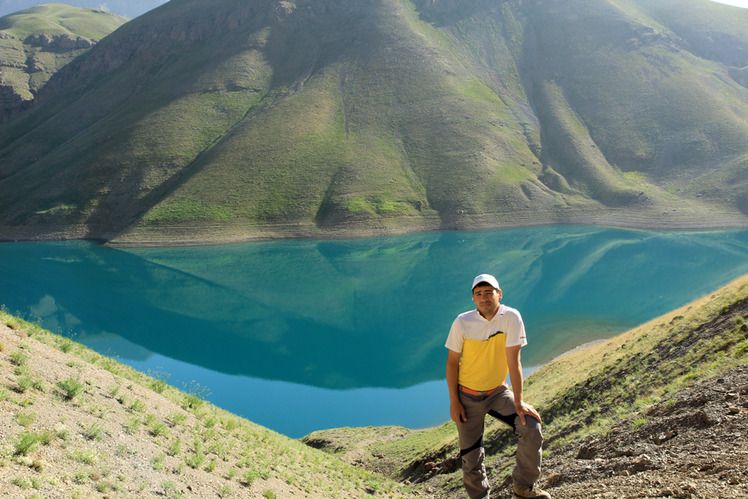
left=515, top=401, right=542, bottom=426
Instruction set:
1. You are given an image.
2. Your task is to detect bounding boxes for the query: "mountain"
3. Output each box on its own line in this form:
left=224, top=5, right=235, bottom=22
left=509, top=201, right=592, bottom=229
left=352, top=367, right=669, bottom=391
left=0, top=0, right=166, bottom=18
left=0, top=3, right=128, bottom=121
left=0, top=0, right=747, bottom=244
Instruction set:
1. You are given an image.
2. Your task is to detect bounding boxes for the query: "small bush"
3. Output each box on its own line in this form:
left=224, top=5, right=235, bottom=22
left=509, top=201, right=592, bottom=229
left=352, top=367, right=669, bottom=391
left=150, top=423, right=169, bottom=437
left=11, top=476, right=31, bottom=489
left=185, top=451, right=206, bottom=469
left=83, top=423, right=104, bottom=441
left=58, top=340, right=74, bottom=353
left=168, top=438, right=182, bottom=456
left=5, top=317, right=22, bottom=330
left=130, top=399, right=146, bottom=413
left=167, top=412, right=187, bottom=427
left=71, top=448, right=97, bottom=465
left=16, top=376, right=34, bottom=393
left=57, top=378, right=85, bottom=400
left=125, top=417, right=141, bottom=435
left=10, top=351, right=29, bottom=367
left=151, top=453, right=166, bottom=471
left=148, top=369, right=171, bottom=394
left=14, top=432, right=41, bottom=456
left=15, top=411, right=36, bottom=427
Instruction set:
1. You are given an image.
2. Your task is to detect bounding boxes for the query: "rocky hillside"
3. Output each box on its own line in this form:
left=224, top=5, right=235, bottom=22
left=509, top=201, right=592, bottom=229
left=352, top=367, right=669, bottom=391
left=0, top=4, right=128, bottom=121
left=0, top=0, right=747, bottom=244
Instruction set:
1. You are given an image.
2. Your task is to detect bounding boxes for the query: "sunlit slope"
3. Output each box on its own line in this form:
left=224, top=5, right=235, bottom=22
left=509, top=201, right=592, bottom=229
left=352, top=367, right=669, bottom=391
left=0, top=0, right=747, bottom=243
left=0, top=3, right=128, bottom=119
left=518, top=0, right=748, bottom=206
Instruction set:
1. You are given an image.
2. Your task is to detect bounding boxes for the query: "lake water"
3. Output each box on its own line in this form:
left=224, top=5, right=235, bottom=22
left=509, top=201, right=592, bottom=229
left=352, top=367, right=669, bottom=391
left=1, top=225, right=747, bottom=437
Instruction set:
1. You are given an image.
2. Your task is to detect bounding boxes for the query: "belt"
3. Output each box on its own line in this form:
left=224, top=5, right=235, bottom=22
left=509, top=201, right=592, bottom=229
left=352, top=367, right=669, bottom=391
left=459, top=385, right=501, bottom=397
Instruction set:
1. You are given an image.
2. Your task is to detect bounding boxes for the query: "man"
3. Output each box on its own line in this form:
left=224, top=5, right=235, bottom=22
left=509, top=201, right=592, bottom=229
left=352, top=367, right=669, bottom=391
left=445, top=274, right=550, bottom=499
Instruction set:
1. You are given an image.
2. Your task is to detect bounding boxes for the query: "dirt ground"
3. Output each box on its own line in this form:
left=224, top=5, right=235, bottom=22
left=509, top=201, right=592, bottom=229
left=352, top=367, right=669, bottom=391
left=488, top=364, right=748, bottom=499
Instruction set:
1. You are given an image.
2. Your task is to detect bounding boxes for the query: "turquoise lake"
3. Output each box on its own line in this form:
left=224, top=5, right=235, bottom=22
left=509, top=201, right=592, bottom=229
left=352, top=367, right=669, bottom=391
left=1, top=225, right=747, bottom=437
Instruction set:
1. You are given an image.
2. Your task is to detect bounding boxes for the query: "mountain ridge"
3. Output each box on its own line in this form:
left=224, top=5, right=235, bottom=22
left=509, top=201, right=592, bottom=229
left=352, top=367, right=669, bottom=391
left=1, top=0, right=747, bottom=244
left=0, top=4, right=128, bottom=121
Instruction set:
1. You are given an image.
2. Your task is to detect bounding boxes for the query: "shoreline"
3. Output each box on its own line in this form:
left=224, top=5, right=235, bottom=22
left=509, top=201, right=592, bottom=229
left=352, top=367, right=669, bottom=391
left=2, top=208, right=748, bottom=248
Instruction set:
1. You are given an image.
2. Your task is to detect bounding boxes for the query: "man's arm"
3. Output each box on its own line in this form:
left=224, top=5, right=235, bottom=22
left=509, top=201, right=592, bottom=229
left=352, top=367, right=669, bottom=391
left=506, top=345, right=542, bottom=426
left=446, top=349, right=466, bottom=424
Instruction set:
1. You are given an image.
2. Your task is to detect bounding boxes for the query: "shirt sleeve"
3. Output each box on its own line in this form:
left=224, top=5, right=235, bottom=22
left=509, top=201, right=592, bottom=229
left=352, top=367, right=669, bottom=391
left=445, top=317, right=465, bottom=353
left=504, top=308, right=528, bottom=348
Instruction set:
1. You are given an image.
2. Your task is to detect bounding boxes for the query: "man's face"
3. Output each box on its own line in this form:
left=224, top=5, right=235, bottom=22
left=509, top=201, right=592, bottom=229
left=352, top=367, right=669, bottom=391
left=472, top=284, right=501, bottom=316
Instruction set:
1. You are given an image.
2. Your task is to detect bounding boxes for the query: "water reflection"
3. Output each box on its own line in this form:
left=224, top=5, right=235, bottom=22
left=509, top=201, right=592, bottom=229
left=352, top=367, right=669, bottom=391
left=2, top=226, right=747, bottom=392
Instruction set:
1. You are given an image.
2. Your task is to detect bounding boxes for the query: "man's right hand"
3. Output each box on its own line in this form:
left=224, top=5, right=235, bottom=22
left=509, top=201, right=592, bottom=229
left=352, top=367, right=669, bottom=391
left=450, top=400, right=467, bottom=424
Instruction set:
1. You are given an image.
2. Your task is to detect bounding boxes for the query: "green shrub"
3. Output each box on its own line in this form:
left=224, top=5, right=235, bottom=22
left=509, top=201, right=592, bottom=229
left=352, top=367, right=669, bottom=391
left=148, top=369, right=171, bottom=394
left=130, top=399, right=146, bottom=413
left=59, top=340, right=74, bottom=353
left=71, top=448, right=97, bottom=465
left=57, top=378, right=85, bottom=400
left=185, top=451, right=206, bottom=469
left=83, top=423, right=104, bottom=440
left=150, top=423, right=169, bottom=437
left=167, top=412, right=187, bottom=427
left=16, top=376, right=34, bottom=393
left=15, top=411, right=36, bottom=427
left=10, top=351, right=29, bottom=367
left=14, top=432, right=41, bottom=455
left=168, top=438, right=182, bottom=456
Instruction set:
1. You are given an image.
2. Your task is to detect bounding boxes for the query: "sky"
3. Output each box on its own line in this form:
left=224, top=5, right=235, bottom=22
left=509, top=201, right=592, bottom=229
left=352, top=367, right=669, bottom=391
left=1, top=0, right=748, bottom=19
left=711, top=0, right=748, bottom=7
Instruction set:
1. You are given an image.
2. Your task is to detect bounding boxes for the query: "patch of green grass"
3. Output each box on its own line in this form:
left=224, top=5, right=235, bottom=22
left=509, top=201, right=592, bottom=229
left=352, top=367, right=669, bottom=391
left=147, top=368, right=171, bottom=393
left=70, top=448, right=97, bottom=465
left=143, top=199, right=234, bottom=223
left=151, top=453, right=166, bottom=471
left=151, top=422, right=169, bottom=437
left=162, top=480, right=185, bottom=498
left=14, top=432, right=42, bottom=455
left=10, top=351, right=29, bottom=367
left=15, top=411, right=36, bottom=427
left=185, top=451, right=206, bottom=469
left=168, top=412, right=187, bottom=427
left=125, top=417, right=141, bottom=435
left=59, top=340, right=75, bottom=353
left=57, top=378, right=85, bottom=400
left=83, top=422, right=104, bottom=441
left=631, top=417, right=648, bottom=431
left=130, top=399, right=146, bottom=413
left=182, top=381, right=210, bottom=411
left=168, top=438, right=182, bottom=456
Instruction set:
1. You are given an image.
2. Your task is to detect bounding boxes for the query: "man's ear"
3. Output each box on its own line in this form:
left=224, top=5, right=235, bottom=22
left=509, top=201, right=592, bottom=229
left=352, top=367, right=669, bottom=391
left=498, top=289, right=503, bottom=300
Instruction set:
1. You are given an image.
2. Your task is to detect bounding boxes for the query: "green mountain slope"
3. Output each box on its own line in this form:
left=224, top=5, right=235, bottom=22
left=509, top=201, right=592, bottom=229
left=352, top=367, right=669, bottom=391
left=0, top=0, right=747, bottom=244
left=0, top=3, right=128, bottom=121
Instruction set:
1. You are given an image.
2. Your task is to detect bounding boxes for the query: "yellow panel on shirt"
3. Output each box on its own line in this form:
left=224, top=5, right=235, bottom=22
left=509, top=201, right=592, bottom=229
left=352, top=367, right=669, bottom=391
left=458, top=332, right=508, bottom=391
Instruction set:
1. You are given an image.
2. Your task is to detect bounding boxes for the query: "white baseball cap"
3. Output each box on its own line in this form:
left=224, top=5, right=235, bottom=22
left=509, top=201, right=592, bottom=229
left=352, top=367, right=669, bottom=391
left=472, top=274, right=500, bottom=291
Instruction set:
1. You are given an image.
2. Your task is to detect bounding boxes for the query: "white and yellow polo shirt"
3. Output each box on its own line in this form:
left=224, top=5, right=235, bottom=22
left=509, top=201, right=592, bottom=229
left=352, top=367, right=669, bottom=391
left=445, top=304, right=527, bottom=391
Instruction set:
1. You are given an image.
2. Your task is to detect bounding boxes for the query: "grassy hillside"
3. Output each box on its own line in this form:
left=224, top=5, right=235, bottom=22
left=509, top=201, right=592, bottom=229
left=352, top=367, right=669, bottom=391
left=0, top=4, right=128, bottom=119
left=0, top=1, right=164, bottom=19
left=0, top=0, right=747, bottom=244
left=0, top=310, right=420, bottom=498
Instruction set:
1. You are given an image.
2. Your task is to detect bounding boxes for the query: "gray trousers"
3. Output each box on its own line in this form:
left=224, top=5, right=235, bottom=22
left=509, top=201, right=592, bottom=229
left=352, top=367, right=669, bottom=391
left=457, top=386, right=543, bottom=499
